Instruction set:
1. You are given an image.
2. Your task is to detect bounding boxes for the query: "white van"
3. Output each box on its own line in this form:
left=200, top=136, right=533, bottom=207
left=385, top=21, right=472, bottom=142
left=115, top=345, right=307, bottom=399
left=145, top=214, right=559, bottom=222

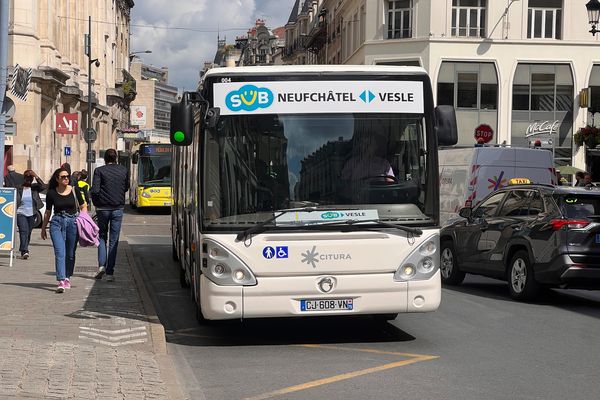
left=438, top=146, right=555, bottom=226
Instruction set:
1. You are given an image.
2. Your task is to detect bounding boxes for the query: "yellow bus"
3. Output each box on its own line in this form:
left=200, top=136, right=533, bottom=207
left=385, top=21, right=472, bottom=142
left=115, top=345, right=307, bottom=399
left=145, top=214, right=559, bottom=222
left=130, top=143, right=173, bottom=209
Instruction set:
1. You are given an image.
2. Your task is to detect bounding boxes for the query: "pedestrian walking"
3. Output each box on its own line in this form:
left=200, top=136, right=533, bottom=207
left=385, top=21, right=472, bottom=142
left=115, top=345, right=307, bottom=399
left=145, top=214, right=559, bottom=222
left=91, top=149, right=129, bottom=282
left=60, top=162, right=76, bottom=186
left=41, top=167, right=86, bottom=293
left=77, top=169, right=91, bottom=207
left=16, top=170, right=46, bottom=259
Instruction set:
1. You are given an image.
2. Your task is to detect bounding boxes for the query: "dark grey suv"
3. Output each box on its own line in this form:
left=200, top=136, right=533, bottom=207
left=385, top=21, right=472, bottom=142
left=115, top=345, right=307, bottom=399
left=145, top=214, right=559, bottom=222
left=440, top=184, right=600, bottom=300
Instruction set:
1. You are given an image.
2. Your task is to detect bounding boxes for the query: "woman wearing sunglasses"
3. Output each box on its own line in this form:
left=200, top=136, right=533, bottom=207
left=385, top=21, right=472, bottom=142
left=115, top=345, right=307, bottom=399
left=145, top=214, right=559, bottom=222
left=41, top=167, right=87, bottom=293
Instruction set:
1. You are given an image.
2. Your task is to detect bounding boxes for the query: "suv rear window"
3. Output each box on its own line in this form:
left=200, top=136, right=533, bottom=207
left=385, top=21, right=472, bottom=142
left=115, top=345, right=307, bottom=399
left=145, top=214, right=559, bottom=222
left=555, top=194, right=600, bottom=219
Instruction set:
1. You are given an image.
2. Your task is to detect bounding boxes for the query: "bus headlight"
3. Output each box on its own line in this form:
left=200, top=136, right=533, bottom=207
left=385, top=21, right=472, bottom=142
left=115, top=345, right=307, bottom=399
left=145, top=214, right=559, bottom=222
left=419, top=241, right=436, bottom=256
left=394, top=234, right=439, bottom=282
left=141, top=192, right=151, bottom=198
left=203, top=239, right=257, bottom=286
left=394, top=264, right=416, bottom=281
left=417, top=257, right=435, bottom=273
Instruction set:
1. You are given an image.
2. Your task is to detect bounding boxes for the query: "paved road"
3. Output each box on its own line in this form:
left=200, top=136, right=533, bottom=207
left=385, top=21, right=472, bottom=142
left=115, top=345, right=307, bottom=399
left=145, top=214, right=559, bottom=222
left=124, top=209, right=600, bottom=400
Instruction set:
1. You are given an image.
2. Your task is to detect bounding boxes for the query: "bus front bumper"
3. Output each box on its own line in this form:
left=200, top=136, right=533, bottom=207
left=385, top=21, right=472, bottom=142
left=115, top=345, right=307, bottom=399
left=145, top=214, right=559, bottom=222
left=137, top=196, right=172, bottom=207
left=199, top=270, right=441, bottom=320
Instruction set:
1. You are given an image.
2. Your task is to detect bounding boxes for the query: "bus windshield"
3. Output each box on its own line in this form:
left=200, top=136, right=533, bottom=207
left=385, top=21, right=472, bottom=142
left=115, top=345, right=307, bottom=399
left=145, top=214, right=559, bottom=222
left=203, top=113, right=431, bottom=228
left=139, top=154, right=171, bottom=186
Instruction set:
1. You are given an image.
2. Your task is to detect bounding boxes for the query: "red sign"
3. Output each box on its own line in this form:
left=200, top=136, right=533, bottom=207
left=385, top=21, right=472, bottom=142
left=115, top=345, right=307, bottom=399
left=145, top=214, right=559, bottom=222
left=474, top=124, right=494, bottom=143
left=56, top=113, right=79, bottom=134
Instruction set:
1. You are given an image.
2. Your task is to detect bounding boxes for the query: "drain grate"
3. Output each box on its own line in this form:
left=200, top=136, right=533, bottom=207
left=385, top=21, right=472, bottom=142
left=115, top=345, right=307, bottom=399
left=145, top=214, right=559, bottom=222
left=75, top=266, right=99, bottom=273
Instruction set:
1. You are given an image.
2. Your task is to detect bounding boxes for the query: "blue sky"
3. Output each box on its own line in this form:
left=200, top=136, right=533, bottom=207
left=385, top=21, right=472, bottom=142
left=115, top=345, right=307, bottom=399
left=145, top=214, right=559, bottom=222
left=130, top=0, right=293, bottom=91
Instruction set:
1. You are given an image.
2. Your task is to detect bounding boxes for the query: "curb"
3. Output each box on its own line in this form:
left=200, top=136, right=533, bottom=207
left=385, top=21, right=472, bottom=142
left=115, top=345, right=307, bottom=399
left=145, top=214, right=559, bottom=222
left=123, top=240, right=167, bottom=355
left=123, top=239, right=186, bottom=400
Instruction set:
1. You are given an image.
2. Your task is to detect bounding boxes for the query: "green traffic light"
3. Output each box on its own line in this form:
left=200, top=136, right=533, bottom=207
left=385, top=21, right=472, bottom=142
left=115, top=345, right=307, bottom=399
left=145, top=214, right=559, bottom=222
left=173, top=131, right=185, bottom=143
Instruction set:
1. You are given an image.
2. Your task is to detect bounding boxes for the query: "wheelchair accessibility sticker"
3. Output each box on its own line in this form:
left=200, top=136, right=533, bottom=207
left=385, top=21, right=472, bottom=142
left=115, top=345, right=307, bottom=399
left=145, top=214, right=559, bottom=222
left=263, top=246, right=288, bottom=259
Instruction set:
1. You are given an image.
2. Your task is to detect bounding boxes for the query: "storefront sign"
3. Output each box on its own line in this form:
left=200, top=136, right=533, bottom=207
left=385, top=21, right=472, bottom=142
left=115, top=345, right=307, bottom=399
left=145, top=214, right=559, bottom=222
left=130, top=105, right=147, bottom=126
left=55, top=113, right=79, bottom=134
left=474, top=124, right=494, bottom=143
left=525, top=120, right=559, bottom=137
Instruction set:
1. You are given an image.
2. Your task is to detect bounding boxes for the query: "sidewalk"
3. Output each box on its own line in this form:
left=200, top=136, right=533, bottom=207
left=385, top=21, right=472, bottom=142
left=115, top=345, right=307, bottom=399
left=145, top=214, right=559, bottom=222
left=0, top=235, right=184, bottom=400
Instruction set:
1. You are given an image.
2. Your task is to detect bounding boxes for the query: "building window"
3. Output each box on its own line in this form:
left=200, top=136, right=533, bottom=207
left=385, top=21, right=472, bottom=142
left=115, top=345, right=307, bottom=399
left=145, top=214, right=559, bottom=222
left=457, top=73, right=478, bottom=108
left=438, top=63, right=497, bottom=110
left=512, top=65, right=572, bottom=113
left=527, top=0, right=562, bottom=39
left=511, top=63, right=573, bottom=168
left=437, top=62, right=498, bottom=145
left=452, top=0, right=486, bottom=38
left=387, top=0, right=412, bottom=39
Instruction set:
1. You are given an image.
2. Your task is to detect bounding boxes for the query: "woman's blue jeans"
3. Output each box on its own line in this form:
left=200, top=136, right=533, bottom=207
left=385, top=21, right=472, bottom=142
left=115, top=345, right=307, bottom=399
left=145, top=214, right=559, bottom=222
left=49, top=213, right=78, bottom=281
left=17, top=214, right=36, bottom=254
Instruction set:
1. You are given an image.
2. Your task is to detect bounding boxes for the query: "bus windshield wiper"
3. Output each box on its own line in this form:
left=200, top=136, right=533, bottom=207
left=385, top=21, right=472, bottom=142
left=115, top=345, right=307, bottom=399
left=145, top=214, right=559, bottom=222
left=312, top=219, right=423, bottom=236
left=235, top=207, right=358, bottom=242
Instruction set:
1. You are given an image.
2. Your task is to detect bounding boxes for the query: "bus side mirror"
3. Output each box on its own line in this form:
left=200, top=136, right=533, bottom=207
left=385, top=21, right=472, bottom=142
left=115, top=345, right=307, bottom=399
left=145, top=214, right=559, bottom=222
left=170, top=94, right=195, bottom=146
left=435, top=105, right=458, bottom=146
left=205, top=107, right=220, bottom=128
left=131, top=152, right=139, bottom=164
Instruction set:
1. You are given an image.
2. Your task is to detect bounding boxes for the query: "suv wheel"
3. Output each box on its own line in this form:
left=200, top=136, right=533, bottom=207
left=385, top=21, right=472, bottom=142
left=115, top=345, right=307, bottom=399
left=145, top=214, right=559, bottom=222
left=440, top=240, right=465, bottom=285
left=508, top=250, right=540, bottom=301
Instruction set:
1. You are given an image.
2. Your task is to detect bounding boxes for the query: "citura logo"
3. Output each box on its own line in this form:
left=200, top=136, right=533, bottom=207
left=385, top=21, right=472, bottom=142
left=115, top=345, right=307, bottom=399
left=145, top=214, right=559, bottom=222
left=225, top=84, right=273, bottom=112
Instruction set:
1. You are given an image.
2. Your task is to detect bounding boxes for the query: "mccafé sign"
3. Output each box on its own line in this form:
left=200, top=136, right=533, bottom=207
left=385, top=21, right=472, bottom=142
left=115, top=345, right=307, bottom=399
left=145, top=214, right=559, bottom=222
left=525, top=120, right=559, bottom=137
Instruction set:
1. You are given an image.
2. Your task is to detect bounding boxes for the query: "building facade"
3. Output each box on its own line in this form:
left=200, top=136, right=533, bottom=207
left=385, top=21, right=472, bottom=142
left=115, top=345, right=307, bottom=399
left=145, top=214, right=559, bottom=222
left=284, top=0, right=600, bottom=179
left=202, top=20, right=285, bottom=80
left=129, top=60, right=178, bottom=144
left=4, top=0, right=134, bottom=179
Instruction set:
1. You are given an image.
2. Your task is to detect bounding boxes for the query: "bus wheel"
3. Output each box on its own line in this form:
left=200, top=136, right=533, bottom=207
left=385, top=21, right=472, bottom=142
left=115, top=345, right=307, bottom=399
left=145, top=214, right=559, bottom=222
left=179, top=266, right=189, bottom=288
left=440, top=240, right=465, bottom=285
left=172, top=241, right=179, bottom=262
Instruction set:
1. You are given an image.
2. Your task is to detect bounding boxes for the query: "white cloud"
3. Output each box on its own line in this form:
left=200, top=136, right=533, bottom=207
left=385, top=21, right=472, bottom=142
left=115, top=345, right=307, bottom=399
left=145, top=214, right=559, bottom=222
left=131, top=0, right=292, bottom=90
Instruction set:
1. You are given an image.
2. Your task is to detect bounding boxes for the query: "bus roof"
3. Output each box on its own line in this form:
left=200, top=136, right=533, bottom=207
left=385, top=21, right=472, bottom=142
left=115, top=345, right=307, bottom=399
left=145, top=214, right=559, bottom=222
left=203, top=65, right=428, bottom=78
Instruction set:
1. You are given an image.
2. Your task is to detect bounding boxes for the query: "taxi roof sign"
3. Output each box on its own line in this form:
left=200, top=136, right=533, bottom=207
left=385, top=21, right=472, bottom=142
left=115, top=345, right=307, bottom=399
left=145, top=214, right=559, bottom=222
left=509, top=178, right=531, bottom=185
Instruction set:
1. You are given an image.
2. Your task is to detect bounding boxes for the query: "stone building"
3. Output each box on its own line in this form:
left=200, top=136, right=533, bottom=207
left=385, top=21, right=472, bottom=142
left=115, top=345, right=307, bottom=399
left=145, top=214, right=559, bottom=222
left=4, top=0, right=134, bottom=179
left=283, top=0, right=600, bottom=179
left=201, top=20, right=285, bottom=81
left=129, top=59, right=178, bottom=144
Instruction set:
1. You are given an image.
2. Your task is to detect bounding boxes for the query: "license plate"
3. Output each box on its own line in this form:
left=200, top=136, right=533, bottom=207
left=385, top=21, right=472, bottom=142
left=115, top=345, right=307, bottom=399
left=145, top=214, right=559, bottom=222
left=596, top=234, right=600, bottom=244
left=300, top=298, right=353, bottom=311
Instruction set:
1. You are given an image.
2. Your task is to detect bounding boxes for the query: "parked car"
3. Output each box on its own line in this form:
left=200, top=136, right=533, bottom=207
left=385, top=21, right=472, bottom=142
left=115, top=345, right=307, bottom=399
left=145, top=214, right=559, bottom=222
left=440, top=180, right=600, bottom=300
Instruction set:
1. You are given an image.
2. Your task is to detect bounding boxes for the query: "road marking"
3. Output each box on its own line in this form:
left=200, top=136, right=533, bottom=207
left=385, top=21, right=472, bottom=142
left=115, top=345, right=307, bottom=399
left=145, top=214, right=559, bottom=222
left=79, top=326, right=148, bottom=346
left=243, top=345, right=438, bottom=400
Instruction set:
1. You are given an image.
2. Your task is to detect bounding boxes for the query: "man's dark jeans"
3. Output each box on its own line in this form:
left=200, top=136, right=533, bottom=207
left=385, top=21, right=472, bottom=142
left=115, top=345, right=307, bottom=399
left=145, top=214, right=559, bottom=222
left=97, top=209, right=124, bottom=276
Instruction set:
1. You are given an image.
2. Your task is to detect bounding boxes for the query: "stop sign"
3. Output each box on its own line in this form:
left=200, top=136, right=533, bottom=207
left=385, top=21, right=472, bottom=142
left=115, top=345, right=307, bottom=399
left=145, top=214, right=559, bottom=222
left=474, top=124, right=494, bottom=143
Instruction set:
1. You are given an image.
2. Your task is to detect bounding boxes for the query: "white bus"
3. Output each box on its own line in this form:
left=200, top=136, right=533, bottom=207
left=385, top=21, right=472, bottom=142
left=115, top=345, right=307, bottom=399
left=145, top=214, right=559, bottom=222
left=170, top=65, right=457, bottom=321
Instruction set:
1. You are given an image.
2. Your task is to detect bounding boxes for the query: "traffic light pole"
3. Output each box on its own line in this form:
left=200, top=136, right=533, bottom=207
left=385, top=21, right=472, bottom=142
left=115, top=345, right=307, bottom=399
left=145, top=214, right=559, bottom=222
left=0, top=0, right=9, bottom=187
left=86, top=16, right=92, bottom=184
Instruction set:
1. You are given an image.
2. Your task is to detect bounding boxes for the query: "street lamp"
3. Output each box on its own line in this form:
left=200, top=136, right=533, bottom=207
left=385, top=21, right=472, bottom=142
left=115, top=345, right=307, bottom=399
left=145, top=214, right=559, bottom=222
left=85, top=16, right=100, bottom=183
left=129, top=50, right=152, bottom=61
left=586, top=0, right=600, bottom=36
